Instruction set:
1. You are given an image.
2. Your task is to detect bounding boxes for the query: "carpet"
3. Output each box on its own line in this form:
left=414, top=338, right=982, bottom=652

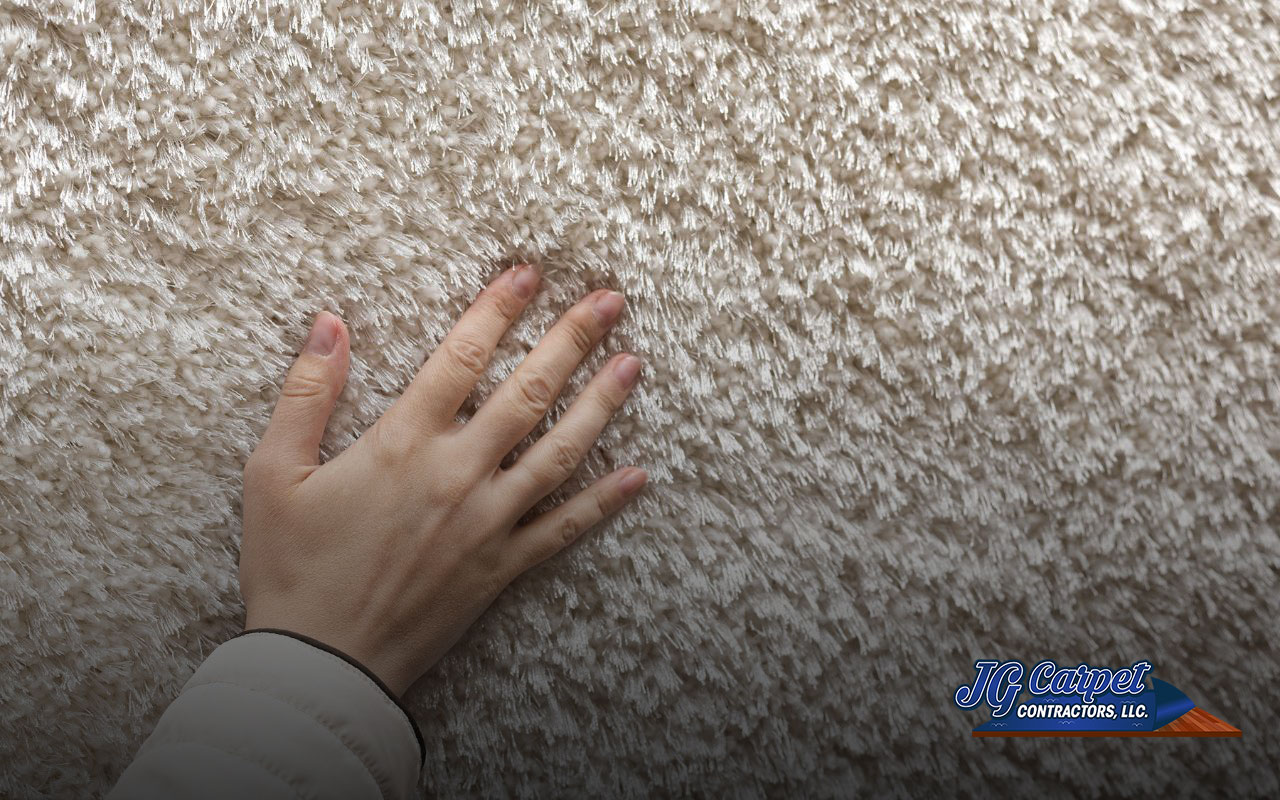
left=2, top=0, right=1278, bottom=796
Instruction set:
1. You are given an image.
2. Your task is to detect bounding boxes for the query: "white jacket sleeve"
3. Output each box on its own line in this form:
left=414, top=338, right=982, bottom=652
left=107, top=629, right=425, bottom=800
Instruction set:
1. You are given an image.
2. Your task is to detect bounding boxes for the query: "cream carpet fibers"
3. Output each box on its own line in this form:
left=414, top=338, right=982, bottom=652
left=2, top=0, right=1279, bottom=796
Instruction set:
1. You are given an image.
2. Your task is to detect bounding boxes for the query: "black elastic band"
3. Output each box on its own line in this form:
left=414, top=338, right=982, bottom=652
left=235, top=627, right=426, bottom=768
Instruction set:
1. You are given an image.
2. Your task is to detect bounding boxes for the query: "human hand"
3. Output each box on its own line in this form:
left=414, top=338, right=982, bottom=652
left=238, top=264, right=646, bottom=695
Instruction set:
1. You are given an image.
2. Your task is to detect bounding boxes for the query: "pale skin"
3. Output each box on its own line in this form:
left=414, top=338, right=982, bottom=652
left=239, top=263, right=645, bottom=695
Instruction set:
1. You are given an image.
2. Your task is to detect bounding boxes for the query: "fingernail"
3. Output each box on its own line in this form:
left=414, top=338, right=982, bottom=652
left=593, top=290, right=625, bottom=325
left=512, top=264, right=540, bottom=299
left=619, top=468, right=647, bottom=496
left=304, top=312, right=338, bottom=356
left=614, top=354, right=642, bottom=388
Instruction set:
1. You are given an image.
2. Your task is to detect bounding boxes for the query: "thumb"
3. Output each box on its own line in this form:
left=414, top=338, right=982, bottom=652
left=256, top=311, right=350, bottom=472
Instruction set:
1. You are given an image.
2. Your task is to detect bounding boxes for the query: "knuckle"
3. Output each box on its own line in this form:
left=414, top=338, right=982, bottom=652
left=432, top=468, right=474, bottom=507
left=588, top=386, right=620, bottom=419
left=280, top=371, right=330, bottom=400
left=546, top=438, right=582, bottom=478
left=502, top=547, right=538, bottom=582
left=593, top=490, right=613, bottom=520
left=444, top=336, right=489, bottom=379
left=486, top=284, right=523, bottom=319
left=513, top=369, right=556, bottom=415
left=484, top=548, right=518, bottom=591
left=561, top=317, right=597, bottom=354
left=557, top=514, right=585, bottom=546
left=242, top=451, right=270, bottom=485
left=370, top=418, right=416, bottom=467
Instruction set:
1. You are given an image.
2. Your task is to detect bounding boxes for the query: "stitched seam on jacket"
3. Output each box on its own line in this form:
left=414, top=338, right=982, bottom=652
left=155, top=739, right=311, bottom=800
left=236, top=629, right=422, bottom=766
left=186, top=680, right=389, bottom=799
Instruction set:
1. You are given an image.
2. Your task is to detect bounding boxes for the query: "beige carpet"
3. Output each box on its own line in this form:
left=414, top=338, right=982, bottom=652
left=2, top=0, right=1278, bottom=796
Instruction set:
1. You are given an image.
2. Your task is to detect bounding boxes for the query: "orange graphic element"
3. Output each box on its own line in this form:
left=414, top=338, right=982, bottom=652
left=973, top=707, right=1241, bottom=738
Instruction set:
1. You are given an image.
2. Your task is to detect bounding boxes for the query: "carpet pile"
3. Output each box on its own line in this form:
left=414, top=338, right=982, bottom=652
left=2, top=0, right=1278, bottom=796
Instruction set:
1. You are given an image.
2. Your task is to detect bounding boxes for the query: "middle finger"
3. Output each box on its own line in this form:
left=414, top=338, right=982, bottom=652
left=463, top=288, right=625, bottom=465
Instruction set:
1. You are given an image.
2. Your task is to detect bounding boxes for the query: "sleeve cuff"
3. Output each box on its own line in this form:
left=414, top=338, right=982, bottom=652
left=177, top=629, right=425, bottom=798
left=235, top=628, right=426, bottom=767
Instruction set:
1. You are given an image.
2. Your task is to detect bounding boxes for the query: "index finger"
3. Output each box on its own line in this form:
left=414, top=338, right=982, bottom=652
left=395, top=263, right=541, bottom=431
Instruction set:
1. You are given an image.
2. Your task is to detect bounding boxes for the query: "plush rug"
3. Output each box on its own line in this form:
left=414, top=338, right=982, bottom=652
left=2, top=0, right=1278, bottom=797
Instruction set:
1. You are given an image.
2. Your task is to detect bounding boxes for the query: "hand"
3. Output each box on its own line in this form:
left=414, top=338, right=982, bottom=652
left=238, top=264, right=646, bottom=696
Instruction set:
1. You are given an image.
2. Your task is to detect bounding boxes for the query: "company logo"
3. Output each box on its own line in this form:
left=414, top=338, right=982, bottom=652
left=955, top=660, right=1240, bottom=737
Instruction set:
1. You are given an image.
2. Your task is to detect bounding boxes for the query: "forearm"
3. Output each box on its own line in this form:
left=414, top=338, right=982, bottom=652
left=108, top=630, right=424, bottom=800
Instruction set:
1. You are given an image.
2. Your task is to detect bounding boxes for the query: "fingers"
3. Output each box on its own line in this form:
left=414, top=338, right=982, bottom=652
left=396, top=264, right=541, bottom=431
left=251, top=311, right=350, bottom=476
left=465, top=288, right=625, bottom=464
left=501, top=467, right=647, bottom=577
left=497, top=352, right=642, bottom=509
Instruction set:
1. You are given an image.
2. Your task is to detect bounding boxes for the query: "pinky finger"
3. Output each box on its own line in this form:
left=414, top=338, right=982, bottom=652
left=503, top=467, right=648, bottom=575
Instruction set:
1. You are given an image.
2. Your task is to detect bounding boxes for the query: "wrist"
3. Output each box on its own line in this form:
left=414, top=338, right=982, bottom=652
left=242, top=610, right=413, bottom=697
left=240, top=624, right=412, bottom=697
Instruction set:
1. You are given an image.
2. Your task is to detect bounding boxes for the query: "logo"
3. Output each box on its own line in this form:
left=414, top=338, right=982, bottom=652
left=955, top=660, right=1240, bottom=737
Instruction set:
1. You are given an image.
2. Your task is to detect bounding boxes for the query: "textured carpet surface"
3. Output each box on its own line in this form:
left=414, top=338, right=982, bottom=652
left=3, top=0, right=1279, bottom=797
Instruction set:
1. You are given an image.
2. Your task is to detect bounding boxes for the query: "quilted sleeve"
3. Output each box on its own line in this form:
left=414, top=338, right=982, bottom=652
left=107, top=629, right=425, bottom=800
